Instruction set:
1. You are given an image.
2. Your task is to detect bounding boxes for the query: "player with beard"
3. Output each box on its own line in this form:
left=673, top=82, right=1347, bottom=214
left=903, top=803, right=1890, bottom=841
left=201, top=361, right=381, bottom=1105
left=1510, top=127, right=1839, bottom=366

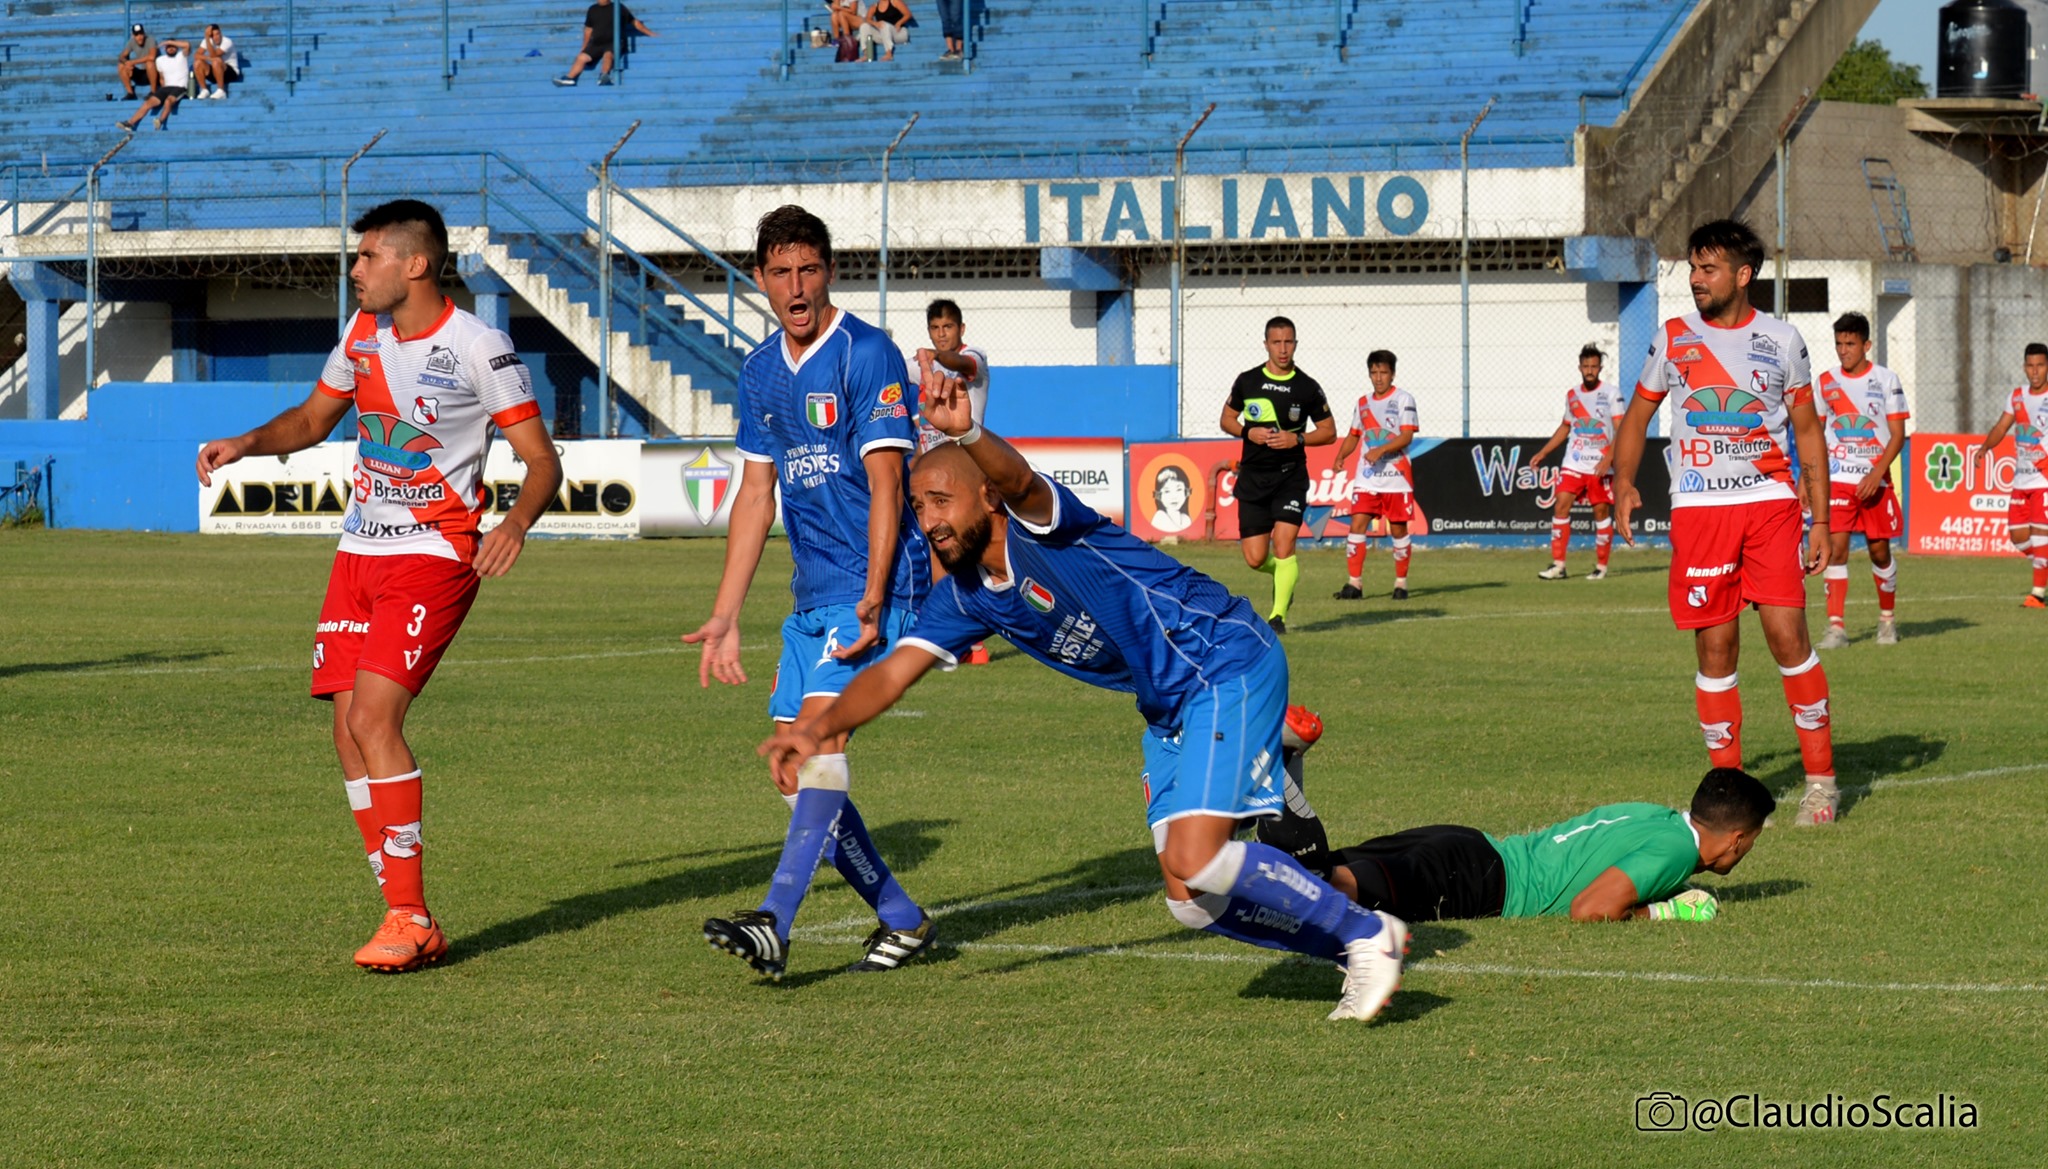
left=1526, top=344, right=1625, bottom=580
left=760, top=364, right=1410, bottom=1022
left=1612, top=219, right=1838, bottom=827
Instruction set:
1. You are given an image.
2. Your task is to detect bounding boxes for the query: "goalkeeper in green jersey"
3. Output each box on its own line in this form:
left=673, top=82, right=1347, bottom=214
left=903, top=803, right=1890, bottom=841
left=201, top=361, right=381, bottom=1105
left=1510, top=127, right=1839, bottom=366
left=1316, top=768, right=1773, bottom=923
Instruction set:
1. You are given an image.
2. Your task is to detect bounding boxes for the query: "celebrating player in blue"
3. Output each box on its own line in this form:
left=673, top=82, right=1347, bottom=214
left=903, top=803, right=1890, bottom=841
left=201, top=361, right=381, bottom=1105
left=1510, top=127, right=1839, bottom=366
left=761, top=359, right=1411, bottom=1021
left=686, top=205, right=935, bottom=980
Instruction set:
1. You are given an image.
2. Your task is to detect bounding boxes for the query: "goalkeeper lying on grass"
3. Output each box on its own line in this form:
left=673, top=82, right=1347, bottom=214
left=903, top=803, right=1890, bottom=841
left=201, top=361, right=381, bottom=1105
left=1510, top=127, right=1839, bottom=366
left=1257, top=767, right=1773, bottom=924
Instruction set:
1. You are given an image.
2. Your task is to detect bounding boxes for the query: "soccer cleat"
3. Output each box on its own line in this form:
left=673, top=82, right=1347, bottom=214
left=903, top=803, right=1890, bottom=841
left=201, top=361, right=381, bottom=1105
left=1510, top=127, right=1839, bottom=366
left=1875, top=617, right=1898, bottom=646
left=1282, top=704, right=1323, bottom=753
left=2026, top=592, right=2047, bottom=609
left=1328, top=912, right=1409, bottom=1022
left=1332, top=583, right=1364, bottom=600
left=1267, top=614, right=1286, bottom=634
left=1793, top=782, right=1839, bottom=827
left=703, top=909, right=788, bottom=980
left=847, top=913, right=936, bottom=972
left=1391, top=587, right=1409, bottom=601
left=1537, top=562, right=1568, bottom=580
left=1816, top=624, right=1850, bottom=650
left=1585, top=566, right=1608, bottom=581
left=353, top=909, right=447, bottom=973
left=552, top=75, right=576, bottom=86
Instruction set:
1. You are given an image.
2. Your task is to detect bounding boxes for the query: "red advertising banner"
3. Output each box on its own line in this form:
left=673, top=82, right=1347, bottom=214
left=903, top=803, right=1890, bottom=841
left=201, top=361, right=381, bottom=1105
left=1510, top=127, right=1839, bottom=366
left=1126, top=440, right=1417, bottom=543
left=1906, top=433, right=2018, bottom=556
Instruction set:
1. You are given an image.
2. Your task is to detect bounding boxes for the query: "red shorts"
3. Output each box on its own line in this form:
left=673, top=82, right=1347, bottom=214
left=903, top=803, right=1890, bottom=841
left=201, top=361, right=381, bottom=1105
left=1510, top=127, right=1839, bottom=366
left=1348, top=491, right=1414, bottom=523
left=1556, top=469, right=1614, bottom=506
left=2010, top=487, right=2048, bottom=533
left=312, top=551, right=480, bottom=698
left=1666, top=498, right=1808, bottom=630
left=1827, top=480, right=1903, bottom=539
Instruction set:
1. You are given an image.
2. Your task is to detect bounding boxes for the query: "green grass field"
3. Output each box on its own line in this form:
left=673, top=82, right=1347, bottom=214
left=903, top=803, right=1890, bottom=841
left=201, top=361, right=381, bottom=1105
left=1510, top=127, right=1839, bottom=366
left=3, top=530, right=2044, bottom=1166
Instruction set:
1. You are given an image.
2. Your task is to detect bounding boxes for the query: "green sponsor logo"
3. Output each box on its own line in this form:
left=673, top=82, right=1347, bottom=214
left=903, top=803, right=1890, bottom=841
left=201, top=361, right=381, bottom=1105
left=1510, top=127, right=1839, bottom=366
left=1924, top=441, right=1964, bottom=492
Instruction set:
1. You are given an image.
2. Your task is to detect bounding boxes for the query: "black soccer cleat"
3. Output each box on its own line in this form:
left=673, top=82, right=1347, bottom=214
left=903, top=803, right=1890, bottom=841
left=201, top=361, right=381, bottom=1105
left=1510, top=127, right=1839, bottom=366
left=703, top=909, right=788, bottom=981
left=1332, top=583, right=1364, bottom=600
left=1391, top=587, right=1409, bottom=601
left=847, top=913, right=937, bottom=972
left=1267, top=614, right=1286, bottom=634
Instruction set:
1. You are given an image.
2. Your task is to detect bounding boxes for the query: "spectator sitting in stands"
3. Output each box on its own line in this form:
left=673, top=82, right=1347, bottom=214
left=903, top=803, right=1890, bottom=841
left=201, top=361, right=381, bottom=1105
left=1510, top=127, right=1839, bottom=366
left=936, top=0, right=964, bottom=61
left=116, top=38, right=190, bottom=131
left=825, top=0, right=862, bottom=40
left=115, top=24, right=158, bottom=100
left=859, top=0, right=912, bottom=61
left=554, top=0, right=655, bottom=87
left=196, top=24, right=241, bottom=99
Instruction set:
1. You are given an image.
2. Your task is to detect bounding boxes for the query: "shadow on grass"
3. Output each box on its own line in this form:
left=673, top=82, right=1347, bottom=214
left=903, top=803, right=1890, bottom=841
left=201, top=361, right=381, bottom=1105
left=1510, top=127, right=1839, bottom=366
left=1754, top=733, right=1947, bottom=821
left=1238, top=960, right=1454, bottom=1024
left=1293, top=606, right=1449, bottom=633
left=1888, top=617, right=1976, bottom=642
left=450, top=818, right=954, bottom=966
left=0, top=648, right=225, bottom=678
left=1709, top=878, right=1807, bottom=904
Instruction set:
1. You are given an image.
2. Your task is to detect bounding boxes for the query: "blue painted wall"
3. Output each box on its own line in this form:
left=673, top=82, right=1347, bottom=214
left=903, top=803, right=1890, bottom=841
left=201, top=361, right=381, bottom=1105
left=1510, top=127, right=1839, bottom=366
left=985, top=365, right=1177, bottom=443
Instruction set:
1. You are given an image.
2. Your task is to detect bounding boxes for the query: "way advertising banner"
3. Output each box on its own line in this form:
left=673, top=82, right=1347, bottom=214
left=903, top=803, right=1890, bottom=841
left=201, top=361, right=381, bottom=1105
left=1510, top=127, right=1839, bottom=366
left=1907, top=433, right=2018, bottom=556
left=200, top=440, right=642, bottom=536
left=1125, top=437, right=1671, bottom=543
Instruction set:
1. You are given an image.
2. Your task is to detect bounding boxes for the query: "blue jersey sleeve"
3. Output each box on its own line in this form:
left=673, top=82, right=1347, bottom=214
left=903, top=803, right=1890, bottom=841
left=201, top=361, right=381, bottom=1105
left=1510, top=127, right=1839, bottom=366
left=847, top=331, right=917, bottom=459
left=897, top=577, right=992, bottom=668
left=1006, top=476, right=1104, bottom=547
left=734, top=356, right=773, bottom=462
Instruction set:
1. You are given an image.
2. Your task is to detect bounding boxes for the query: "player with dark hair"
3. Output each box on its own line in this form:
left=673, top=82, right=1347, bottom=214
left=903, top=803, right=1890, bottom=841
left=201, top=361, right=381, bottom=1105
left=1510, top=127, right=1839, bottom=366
left=1322, top=768, right=1773, bottom=923
left=763, top=369, right=1411, bottom=1022
left=1972, top=341, right=2048, bottom=608
left=1814, top=311, right=1908, bottom=646
left=1333, top=349, right=1419, bottom=600
left=1612, top=218, right=1839, bottom=827
left=915, top=298, right=993, bottom=660
left=196, top=199, right=564, bottom=971
left=1527, top=343, right=1625, bottom=580
left=1219, top=317, right=1335, bottom=632
left=689, top=205, right=937, bottom=980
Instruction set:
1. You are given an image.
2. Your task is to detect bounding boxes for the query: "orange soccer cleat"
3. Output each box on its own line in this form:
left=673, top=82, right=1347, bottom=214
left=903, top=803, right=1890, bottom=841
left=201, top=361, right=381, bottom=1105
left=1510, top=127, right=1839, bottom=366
left=1283, top=704, right=1323, bottom=753
left=353, top=909, right=448, bottom=973
left=2024, top=593, right=2047, bottom=609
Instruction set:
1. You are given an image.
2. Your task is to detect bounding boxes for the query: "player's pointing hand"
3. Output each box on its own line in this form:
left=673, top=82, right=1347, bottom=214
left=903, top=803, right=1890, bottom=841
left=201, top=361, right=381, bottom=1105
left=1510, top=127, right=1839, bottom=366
left=682, top=614, right=746, bottom=688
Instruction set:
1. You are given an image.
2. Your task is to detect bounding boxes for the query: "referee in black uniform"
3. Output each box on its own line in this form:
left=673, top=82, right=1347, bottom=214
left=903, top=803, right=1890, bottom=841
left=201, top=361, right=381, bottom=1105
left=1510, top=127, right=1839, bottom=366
left=1218, top=317, right=1334, bottom=632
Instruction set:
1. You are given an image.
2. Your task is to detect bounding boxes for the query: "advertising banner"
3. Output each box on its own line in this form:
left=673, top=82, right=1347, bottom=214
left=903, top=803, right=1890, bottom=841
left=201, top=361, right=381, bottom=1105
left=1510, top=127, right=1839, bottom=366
left=200, top=439, right=642, bottom=537
left=1014, top=437, right=1126, bottom=526
left=1906, top=433, right=2016, bottom=556
left=1126, top=437, right=1672, bottom=543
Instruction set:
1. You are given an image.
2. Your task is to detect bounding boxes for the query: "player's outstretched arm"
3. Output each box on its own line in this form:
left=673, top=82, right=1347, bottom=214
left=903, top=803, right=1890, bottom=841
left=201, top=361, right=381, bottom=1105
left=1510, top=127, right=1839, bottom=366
left=1609, top=394, right=1657, bottom=547
left=1528, top=420, right=1570, bottom=468
left=474, top=416, right=563, bottom=578
left=760, top=645, right=939, bottom=787
left=195, top=388, right=351, bottom=486
left=919, top=359, right=1053, bottom=526
left=683, top=458, right=777, bottom=688
left=1974, top=413, right=2016, bottom=469
left=1568, top=865, right=1648, bottom=922
left=1787, top=395, right=1830, bottom=575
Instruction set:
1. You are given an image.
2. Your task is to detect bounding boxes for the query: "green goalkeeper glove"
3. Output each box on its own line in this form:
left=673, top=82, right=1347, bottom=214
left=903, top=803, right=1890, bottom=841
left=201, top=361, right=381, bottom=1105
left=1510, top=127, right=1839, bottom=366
left=1647, top=888, right=1719, bottom=922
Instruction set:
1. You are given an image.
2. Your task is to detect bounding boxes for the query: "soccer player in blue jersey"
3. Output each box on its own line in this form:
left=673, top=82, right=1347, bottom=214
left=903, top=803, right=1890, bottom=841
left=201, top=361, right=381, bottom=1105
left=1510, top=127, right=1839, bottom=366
left=760, top=366, right=1411, bottom=1021
left=686, top=205, right=935, bottom=980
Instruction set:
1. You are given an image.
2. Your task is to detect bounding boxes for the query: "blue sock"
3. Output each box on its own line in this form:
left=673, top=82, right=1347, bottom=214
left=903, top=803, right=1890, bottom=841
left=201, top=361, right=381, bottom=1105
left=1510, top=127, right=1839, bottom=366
left=830, top=798, right=924, bottom=931
left=1202, top=840, right=1381, bottom=952
left=1172, top=893, right=1343, bottom=962
left=757, top=773, right=850, bottom=939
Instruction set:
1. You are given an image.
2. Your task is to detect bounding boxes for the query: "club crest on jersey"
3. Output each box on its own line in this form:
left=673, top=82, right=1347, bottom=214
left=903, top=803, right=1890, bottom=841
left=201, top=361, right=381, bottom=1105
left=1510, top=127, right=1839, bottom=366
left=878, top=383, right=903, bottom=405
left=1022, top=579, right=1055, bottom=613
left=680, top=447, right=736, bottom=524
left=806, top=393, right=839, bottom=428
left=356, top=412, right=442, bottom=480
left=412, top=395, right=440, bottom=426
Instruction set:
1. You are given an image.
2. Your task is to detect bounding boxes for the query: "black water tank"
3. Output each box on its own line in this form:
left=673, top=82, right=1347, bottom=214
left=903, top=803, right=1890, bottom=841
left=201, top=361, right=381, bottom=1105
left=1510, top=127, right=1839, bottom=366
left=1939, top=0, right=2028, bottom=98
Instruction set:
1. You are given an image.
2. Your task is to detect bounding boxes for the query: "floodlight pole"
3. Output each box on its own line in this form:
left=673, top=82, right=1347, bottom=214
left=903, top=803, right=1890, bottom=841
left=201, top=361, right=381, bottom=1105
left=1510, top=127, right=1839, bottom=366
left=598, top=120, right=642, bottom=439
left=1773, top=89, right=1812, bottom=321
left=1459, top=97, right=1493, bottom=438
left=84, top=135, right=133, bottom=399
left=1172, top=102, right=1215, bottom=421
left=878, top=112, right=920, bottom=337
left=337, top=129, right=387, bottom=339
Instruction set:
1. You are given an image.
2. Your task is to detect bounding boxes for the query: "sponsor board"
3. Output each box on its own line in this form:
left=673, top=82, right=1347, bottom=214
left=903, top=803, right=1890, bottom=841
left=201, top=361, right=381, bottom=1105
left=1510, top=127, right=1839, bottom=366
left=1907, top=433, right=2016, bottom=556
left=200, top=440, right=641, bottom=537
left=1013, top=437, right=1125, bottom=527
left=1125, top=438, right=1671, bottom=543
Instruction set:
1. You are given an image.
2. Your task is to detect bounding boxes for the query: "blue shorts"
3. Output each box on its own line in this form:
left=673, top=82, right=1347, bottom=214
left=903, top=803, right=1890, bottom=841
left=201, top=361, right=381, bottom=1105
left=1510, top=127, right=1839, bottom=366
left=769, top=603, right=917, bottom=722
left=1139, top=640, right=1289, bottom=830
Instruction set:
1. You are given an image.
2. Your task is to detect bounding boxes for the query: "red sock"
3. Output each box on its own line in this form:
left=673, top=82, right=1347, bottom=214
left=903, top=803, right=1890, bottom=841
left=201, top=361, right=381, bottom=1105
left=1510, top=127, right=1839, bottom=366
left=1392, top=536, right=1412, bottom=582
left=1778, top=653, right=1834, bottom=780
left=1824, top=565, right=1848, bottom=624
left=343, top=777, right=384, bottom=886
left=367, top=770, right=427, bottom=915
left=1694, top=673, right=1743, bottom=769
left=1346, top=533, right=1367, bottom=580
left=1549, top=519, right=1570, bottom=562
left=2033, top=547, right=2048, bottom=591
left=1872, top=562, right=1897, bottom=616
left=1594, top=520, right=1613, bottom=568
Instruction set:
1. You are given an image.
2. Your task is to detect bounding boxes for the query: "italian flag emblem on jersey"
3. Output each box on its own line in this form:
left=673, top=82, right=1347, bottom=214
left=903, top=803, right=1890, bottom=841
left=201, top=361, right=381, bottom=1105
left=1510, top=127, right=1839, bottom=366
left=805, top=393, right=838, bottom=428
left=1023, top=579, right=1055, bottom=613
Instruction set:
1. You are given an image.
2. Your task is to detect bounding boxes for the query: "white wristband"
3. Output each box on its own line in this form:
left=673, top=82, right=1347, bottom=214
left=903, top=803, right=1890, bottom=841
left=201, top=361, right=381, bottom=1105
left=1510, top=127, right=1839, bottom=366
left=956, top=422, right=984, bottom=446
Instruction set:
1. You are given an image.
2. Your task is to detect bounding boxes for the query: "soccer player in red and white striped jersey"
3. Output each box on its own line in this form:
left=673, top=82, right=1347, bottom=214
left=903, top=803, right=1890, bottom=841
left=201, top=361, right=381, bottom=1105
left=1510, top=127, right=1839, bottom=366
left=1972, top=343, right=2048, bottom=608
left=1526, top=343, right=1625, bottom=581
left=1814, top=312, right=1908, bottom=648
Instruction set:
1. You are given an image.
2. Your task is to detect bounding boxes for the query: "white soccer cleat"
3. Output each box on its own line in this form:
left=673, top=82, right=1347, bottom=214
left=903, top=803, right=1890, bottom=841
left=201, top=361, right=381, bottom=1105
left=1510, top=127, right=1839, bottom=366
left=1816, top=624, right=1850, bottom=650
left=1875, top=617, right=1898, bottom=645
left=1585, top=565, right=1608, bottom=581
left=1536, top=562, right=1568, bottom=580
left=1328, top=912, right=1408, bottom=1022
left=1793, top=782, right=1839, bottom=827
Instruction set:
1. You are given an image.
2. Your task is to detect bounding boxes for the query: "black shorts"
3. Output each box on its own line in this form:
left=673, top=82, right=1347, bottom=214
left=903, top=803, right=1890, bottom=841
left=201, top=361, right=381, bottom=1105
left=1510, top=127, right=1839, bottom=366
left=1331, top=825, right=1506, bottom=921
left=1235, top=465, right=1309, bottom=538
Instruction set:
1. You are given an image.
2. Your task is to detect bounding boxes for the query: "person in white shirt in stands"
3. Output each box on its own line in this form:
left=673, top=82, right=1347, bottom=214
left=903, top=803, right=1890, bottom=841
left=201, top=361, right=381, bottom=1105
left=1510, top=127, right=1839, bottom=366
left=196, top=25, right=241, bottom=99
left=116, top=38, right=190, bottom=132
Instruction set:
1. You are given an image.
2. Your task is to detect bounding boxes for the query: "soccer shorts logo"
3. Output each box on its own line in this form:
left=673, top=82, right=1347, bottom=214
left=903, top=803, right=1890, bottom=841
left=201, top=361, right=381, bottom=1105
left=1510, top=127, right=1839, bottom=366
left=1700, top=720, right=1734, bottom=750
left=314, top=641, right=325, bottom=670
left=1686, top=585, right=1709, bottom=608
left=1791, top=698, right=1830, bottom=732
left=381, top=821, right=423, bottom=859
